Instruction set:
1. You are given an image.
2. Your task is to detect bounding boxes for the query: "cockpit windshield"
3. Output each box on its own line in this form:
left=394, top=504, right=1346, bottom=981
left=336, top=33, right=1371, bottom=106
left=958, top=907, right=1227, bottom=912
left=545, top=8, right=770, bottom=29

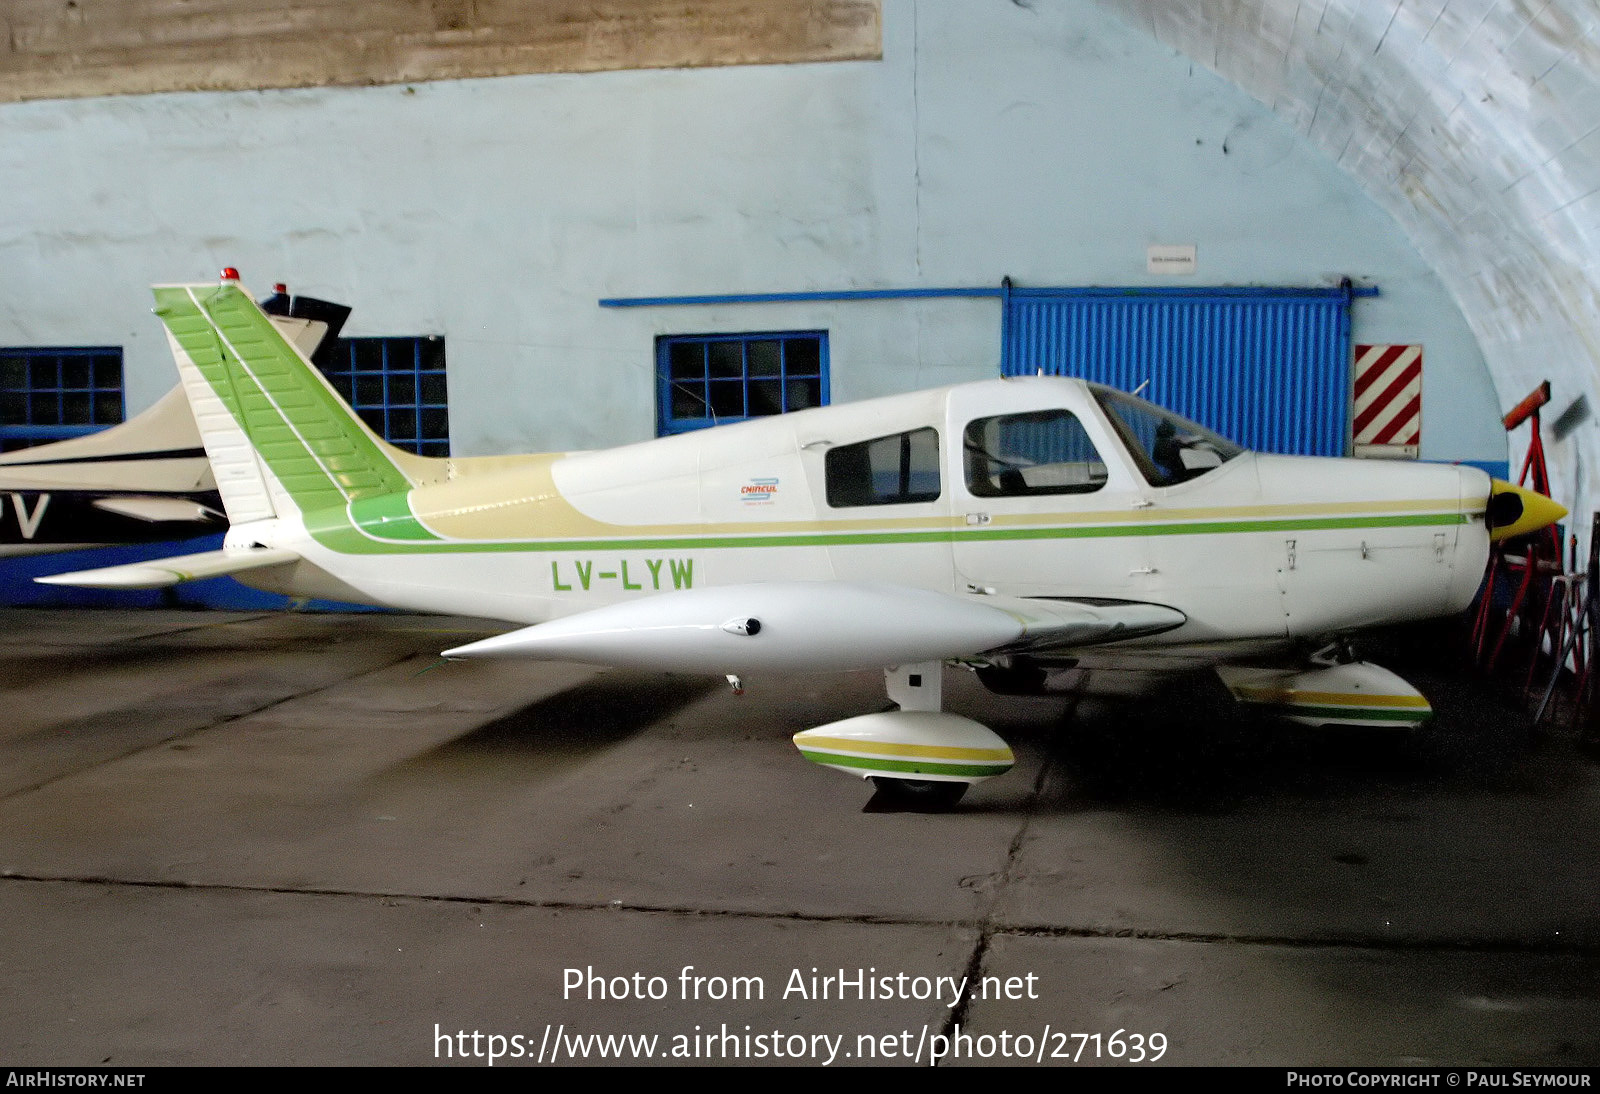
left=1091, top=385, right=1244, bottom=487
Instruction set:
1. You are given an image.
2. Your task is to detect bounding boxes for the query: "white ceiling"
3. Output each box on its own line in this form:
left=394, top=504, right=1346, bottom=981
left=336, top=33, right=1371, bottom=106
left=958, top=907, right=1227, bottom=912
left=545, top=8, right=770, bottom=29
left=1095, top=0, right=1600, bottom=513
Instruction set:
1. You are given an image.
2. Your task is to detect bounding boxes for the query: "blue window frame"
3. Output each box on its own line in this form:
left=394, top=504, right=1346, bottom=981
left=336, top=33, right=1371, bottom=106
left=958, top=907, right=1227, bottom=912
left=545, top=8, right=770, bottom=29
left=0, top=347, right=124, bottom=452
left=317, top=336, right=450, bottom=457
left=657, top=332, right=828, bottom=435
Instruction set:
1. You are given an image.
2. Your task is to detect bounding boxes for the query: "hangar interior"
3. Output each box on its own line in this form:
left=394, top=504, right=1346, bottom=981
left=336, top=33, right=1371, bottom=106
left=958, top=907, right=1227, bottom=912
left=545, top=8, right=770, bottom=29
left=1, top=0, right=1598, bottom=1068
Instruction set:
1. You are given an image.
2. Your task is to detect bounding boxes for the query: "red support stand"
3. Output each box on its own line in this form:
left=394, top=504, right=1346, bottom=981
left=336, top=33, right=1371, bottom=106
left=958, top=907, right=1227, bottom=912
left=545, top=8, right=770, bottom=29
left=1470, top=381, right=1563, bottom=681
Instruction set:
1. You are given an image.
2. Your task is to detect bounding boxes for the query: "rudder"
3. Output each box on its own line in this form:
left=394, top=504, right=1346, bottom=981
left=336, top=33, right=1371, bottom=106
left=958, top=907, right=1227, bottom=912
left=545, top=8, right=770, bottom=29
left=153, top=274, right=414, bottom=523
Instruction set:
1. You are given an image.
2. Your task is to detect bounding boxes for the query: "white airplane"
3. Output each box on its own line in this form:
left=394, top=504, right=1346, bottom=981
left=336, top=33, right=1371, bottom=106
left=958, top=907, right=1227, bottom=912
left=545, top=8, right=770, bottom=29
left=40, top=272, right=1565, bottom=808
left=0, top=284, right=347, bottom=558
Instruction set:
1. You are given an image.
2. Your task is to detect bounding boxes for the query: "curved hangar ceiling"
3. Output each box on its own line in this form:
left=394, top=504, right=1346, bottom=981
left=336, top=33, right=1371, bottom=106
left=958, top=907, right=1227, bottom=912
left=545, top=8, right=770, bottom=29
left=1094, top=0, right=1600, bottom=516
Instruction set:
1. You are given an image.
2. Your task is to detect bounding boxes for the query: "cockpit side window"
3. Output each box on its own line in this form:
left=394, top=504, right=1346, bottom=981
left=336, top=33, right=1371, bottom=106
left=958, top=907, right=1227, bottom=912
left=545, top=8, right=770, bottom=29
left=964, top=410, right=1108, bottom=497
left=825, top=427, right=941, bottom=507
left=1092, top=387, right=1243, bottom=487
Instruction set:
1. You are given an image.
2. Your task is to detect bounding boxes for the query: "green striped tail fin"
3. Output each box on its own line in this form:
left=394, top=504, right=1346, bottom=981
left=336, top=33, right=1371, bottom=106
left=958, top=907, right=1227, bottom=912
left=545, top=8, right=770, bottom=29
left=153, top=279, right=414, bottom=521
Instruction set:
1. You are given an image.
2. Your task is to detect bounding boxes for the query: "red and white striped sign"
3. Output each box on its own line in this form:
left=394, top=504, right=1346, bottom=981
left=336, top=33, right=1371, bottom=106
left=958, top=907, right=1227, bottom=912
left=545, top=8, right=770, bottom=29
left=1353, top=344, right=1422, bottom=457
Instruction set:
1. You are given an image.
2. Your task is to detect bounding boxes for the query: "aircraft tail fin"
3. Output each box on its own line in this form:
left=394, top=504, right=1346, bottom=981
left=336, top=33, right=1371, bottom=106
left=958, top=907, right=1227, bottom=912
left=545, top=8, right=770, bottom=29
left=152, top=272, right=422, bottom=524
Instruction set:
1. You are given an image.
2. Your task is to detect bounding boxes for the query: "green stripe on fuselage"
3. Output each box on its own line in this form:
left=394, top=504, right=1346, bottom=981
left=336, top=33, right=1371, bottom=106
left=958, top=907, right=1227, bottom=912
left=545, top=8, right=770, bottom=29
left=290, top=505, right=1466, bottom=555
left=347, top=491, right=440, bottom=542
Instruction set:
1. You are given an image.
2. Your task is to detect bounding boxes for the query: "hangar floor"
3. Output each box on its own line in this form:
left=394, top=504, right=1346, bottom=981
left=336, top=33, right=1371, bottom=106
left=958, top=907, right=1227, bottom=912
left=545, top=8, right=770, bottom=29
left=0, top=608, right=1596, bottom=1067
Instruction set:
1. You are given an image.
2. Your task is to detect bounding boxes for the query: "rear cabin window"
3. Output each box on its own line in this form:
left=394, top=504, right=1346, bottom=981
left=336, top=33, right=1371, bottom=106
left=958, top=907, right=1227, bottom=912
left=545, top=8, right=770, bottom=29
left=825, top=427, right=941, bottom=507
left=964, top=410, right=1108, bottom=497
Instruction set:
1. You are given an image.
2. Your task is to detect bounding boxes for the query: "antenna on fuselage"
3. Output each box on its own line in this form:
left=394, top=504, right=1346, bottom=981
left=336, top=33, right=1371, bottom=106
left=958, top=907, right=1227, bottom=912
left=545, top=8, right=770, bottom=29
left=1131, top=379, right=1151, bottom=397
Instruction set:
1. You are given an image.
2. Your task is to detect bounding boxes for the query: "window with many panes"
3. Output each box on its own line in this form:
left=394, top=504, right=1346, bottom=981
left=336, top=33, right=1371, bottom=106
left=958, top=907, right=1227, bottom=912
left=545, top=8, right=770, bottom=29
left=317, top=337, right=450, bottom=457
left=657, top=332, right=827, bottom=435
left=0, top=348, right=124, bottom=452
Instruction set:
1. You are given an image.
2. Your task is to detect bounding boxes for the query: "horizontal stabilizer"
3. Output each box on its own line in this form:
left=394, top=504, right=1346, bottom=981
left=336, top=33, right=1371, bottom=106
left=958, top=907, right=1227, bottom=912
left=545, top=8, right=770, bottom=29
left=91, top=496, right=223, bottom=524
left=443, top=582, right=1186, bottom=674
left=35, top=546, right=299, bottom=590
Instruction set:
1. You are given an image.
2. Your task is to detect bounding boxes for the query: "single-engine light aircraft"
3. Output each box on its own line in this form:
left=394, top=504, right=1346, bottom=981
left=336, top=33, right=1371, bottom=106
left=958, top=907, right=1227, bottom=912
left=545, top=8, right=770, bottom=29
left=40, top=272, right=1564, bottom=808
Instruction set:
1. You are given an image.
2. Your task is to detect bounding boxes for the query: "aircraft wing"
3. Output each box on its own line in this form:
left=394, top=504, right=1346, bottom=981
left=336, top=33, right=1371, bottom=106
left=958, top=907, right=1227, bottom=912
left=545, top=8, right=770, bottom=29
left=442, top=581, right=1185, bottom=674
left=34, top=546, right=299, bottom=590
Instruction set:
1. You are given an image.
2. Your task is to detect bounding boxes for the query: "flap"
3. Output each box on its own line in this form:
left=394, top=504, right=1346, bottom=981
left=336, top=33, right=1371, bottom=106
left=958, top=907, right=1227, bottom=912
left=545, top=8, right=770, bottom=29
left=976, top=595, right=1187, bottom=653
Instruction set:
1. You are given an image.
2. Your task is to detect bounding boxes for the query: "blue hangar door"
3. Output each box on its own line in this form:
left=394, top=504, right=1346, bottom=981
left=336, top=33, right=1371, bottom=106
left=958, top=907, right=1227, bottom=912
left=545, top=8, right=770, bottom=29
left=1001, top=286, right=1360, bottom=457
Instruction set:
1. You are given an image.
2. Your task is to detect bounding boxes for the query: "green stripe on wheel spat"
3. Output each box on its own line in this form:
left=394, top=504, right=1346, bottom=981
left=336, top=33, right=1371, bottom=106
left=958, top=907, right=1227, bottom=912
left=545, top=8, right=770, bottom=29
left=796, top=750, right=1013, bottom=778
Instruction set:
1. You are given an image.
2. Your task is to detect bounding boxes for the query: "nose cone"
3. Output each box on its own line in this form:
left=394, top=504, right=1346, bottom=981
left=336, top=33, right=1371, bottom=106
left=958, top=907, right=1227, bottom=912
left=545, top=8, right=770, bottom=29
left=1487, top=479, right=1567, bottom=542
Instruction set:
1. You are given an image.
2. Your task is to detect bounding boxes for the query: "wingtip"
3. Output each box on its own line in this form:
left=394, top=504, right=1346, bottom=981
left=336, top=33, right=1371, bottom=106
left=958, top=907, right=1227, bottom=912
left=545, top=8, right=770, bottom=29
left=440, top=632, right=523, bottom=660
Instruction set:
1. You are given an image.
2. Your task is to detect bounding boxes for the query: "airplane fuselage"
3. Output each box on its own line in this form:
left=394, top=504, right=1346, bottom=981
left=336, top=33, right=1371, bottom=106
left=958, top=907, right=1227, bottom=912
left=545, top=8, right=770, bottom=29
left=228, top=376, right=1492, bottom=649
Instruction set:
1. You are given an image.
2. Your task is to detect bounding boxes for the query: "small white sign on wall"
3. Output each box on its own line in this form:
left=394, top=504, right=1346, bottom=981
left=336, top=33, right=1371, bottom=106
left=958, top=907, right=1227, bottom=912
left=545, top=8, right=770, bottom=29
left=1147, top=244, right=1197, bottom=275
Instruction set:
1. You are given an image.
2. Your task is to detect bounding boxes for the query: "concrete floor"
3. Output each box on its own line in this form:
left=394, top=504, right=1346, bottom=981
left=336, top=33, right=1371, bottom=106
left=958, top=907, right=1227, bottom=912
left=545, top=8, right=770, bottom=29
left=0, top=608, right=1596, bottom=1067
